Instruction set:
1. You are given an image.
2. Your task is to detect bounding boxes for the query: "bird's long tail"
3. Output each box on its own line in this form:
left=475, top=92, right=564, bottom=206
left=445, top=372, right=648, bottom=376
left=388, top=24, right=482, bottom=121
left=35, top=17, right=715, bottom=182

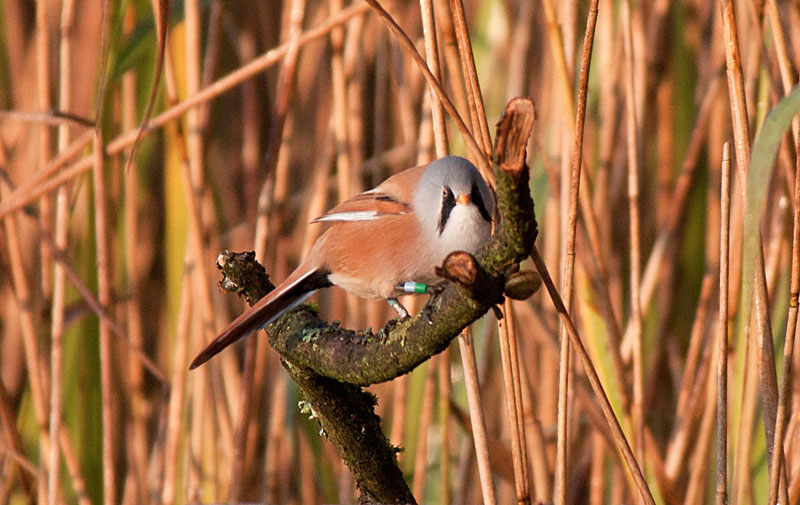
left=189, top=268, right=330, bottom=369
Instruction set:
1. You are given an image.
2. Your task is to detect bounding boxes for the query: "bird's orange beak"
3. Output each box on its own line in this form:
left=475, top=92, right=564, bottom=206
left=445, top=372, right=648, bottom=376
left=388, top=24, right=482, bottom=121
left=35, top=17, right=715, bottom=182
left=456, top=193, right=470, bottom=206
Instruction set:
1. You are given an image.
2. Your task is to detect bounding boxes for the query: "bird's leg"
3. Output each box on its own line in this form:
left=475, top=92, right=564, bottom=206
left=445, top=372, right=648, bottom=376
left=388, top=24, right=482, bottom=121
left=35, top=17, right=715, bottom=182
left=386, top=298, right=410, bottom=319
left=395, top=282, right=444, bottom=324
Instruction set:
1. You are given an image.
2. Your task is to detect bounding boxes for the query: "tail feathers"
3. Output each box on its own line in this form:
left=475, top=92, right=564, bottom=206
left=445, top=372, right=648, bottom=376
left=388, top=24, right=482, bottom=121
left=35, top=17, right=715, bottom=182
left=189, top=268, right=330, bottom=369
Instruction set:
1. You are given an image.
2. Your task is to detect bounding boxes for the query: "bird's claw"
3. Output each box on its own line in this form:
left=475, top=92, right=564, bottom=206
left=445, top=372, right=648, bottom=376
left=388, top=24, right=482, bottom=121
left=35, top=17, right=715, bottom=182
left=421, top=285, right=444, bottom=325
left=422, top=305, right=435, bottom=325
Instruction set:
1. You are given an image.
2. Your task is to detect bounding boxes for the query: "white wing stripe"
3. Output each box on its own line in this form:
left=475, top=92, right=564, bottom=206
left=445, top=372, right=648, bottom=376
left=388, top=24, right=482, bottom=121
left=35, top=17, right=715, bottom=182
left=314, top=211, right=381, bottom=222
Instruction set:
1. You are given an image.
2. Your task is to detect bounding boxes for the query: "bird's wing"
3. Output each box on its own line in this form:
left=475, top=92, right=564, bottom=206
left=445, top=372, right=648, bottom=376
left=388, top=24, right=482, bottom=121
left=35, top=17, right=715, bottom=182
left=312, top=192, right=411, bottom=222
left=312, top=164, right=425, bottom=223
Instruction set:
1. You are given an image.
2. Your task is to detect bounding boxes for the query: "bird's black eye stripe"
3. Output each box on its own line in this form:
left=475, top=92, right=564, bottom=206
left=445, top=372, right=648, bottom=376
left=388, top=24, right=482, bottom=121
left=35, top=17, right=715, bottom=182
left=438, top=186, right=455, bottom=235
left=471, top=183, right=492, bottom=222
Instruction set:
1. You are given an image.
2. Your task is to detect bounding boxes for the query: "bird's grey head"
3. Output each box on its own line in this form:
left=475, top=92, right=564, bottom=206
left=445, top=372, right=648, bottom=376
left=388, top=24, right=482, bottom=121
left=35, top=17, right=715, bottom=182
left=413, top=156, right=494, bottom=257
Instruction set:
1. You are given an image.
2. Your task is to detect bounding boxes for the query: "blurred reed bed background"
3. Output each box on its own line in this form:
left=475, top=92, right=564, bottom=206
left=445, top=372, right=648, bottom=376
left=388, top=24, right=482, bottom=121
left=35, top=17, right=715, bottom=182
left=1, top=0, right=800, bottom=504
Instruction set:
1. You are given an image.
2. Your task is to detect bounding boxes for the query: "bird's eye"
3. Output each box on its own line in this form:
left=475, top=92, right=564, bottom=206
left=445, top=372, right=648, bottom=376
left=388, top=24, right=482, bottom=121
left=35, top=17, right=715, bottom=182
left=442, top=187, right=450, bottom=199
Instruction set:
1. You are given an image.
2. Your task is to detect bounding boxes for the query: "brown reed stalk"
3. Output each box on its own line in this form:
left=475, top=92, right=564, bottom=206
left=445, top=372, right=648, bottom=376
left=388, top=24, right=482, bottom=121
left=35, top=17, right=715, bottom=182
left=768, top=130, right=800, bottom=505
left=298, top=423, right=318, bottom=504
left=732, top=337, right=758, bottom=505
left=11, top=15, right=51, bottom=494
left=540, top=0, right=576, bottom=125
left=590, top=432, right=605, bottom=505
left=120, top=7, right=149, bottom=502
left=389, top=373, right=409, bottom=463
left=433, top=0, right=469, bottom=129
left=717, top=143, right=732, bottom=505
left=199, top=0, right=222, bottom=121
left=791, top=416, right=800, bottom=502
left=184, top=0, right=219, bottom=500
left=47, top=0, right=75, bottom=502
left=265, top=370, right=288, bottom=503
left=344, top=14, right=366, bottom=193
left=228, top=329, right=258, bottom=502
left=510, top=343, right=550, bottom=502
left=372, top=28, right=390, bottom=181
left=124, top=0, right=168, bottom=176
left=330, top=0, right=352, bottom=202
left=438, top=350, right=452, bottom=504
left=530, top=245, right=656, bottom=505
left=514, top=291, right=635, bottom=466
left=420, top=0, right=448, bottom=155
left=160, top=273, right=193, bottom=505
left=0, top=110, right=93, bottom=128
left=263, top=247, right=292, bottom=502
left=227, top=23, right=259, bottom=505
left=498, top=299, right=531, bottom=505
left=184, top=0, right=203, bottom=186
left=504, top=266, right=660, bottom=478
left=389, top=43, right=421, bottom=167
left=412, top=361, right=437, bottom=500
left=621, top=0, right=645, bottom=469
left=763, top=6, right=800, bottom=499
left=685, top=328, right=721, bottom=505
left=188, top=335, right=208, bottom=502
left=458, top=327, right=498, bottom=505
left=718, top=0, right=785, bottom=497
left=448, top=394, right=530, bottom=498
left=505, top=0, right=533, bottom=99
left=547, top=1, right=601, bottom=502
left=255, top=0, right=306, bottom=265
left=506, top=304, right=531, bottom=496
left=447, top=0, right=491, bottom=155
left=36, top=0, right=53, bottom=314
left=93, top=127, right=117, bottom=505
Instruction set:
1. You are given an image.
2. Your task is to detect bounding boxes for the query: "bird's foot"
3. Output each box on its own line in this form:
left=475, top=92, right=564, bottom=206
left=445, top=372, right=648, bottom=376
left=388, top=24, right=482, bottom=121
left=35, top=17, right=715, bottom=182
left=386, top=298, right=410, bottom=319
left=421, top=285, right=444, bottom=325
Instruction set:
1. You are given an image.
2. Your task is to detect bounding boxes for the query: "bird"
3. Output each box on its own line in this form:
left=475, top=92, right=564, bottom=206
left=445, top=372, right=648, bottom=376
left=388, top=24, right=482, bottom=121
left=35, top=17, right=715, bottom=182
left=189, top=155, right=494, bottom=369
